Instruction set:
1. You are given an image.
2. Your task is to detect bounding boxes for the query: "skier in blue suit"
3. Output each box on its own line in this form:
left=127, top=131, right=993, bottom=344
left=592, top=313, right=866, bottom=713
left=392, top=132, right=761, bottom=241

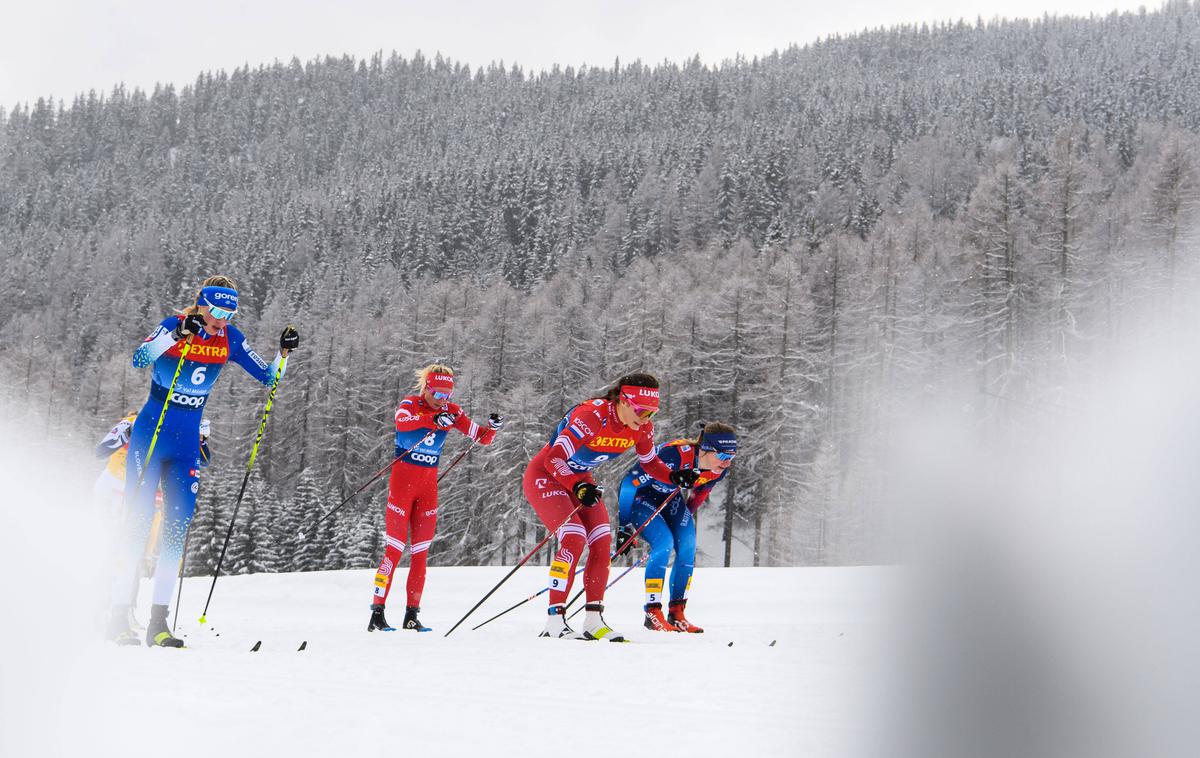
left=108, top=274, right=300, bottom=647
left=617, top=422, right=737, bottom=633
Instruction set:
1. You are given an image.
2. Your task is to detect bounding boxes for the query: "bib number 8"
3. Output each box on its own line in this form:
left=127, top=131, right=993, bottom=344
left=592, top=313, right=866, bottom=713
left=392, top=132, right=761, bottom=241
left=191, top=365, right=207, bottom=385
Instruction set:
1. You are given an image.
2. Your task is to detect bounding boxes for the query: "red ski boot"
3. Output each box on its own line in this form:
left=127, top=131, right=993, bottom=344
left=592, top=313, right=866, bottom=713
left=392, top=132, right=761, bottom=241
left=668, top=600, right=704, bottom=633
left=643, top=603, right=680, bottom=632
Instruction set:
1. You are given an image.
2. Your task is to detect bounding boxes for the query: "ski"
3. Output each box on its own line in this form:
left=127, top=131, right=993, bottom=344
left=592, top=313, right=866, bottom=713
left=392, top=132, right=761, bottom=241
left=248, top=640, right=308, bottom=652
left=726, top=640, right=778, bottom=647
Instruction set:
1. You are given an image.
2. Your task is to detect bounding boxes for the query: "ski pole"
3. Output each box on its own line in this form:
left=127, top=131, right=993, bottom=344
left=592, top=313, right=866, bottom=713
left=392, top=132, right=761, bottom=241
left=469, top=491, right=674, bottom=632
left=171, top=522, right=193, bottom=634
left=127, top=337, right=193, bottom=502
left=470, top=564, right=586, bottom=631
left=444, top=504, right=584, bottom=637
left=560, top=487, right=682, bottom=615
left=567, top=552, right=650, bottom=621
left=437, top=440, right=476, bottom=483
left=300, top=432, right=435, bottom=537
left=198, top=356, right=287, bottom=623
left=116, top=336, right=191, bottom=609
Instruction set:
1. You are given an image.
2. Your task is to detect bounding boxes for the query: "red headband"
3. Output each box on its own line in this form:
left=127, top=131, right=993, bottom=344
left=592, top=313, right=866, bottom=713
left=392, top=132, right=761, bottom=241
left=620, top=385, right=660, bottom=409
left=426, top=373, right=455, bottom=393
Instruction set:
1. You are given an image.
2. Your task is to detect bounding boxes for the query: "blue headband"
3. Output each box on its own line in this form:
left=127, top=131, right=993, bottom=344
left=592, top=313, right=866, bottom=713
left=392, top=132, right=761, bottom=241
left=699, top=431, right=738, bottom=455
left=198, top=286, right=238, bottom=312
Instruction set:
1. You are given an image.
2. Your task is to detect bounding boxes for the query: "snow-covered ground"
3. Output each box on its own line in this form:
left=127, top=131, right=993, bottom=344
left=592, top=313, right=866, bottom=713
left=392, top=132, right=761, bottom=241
left=27, top=565, right=887, bottom=758
left=0, top=398, right=887, bottom=758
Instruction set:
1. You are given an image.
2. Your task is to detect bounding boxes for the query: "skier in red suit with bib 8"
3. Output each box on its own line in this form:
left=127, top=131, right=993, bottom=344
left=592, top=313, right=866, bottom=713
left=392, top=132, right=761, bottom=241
left=367, top=364, right=502, bottom=633
left=524, top=372, right=695, bottom=641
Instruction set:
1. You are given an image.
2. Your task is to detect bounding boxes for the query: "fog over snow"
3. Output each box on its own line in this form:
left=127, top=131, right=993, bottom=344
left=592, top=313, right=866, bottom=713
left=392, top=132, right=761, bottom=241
left=1, top=0, right=1152, bottom=107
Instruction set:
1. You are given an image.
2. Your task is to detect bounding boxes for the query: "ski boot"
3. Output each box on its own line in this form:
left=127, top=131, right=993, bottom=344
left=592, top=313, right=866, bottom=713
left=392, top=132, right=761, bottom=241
left=581, top=603, right=626, bottom=642
left=367, top=603, right=396, bottom=632
left=668, top=599, right=704, bottom=633
left=539, top=605, right=573, bottom=638
left=643, top=603, right=680, bottom=632
left=107, top=605, right=141, bottom=646
left=402, top=606, right=431, bottom=632
left=126, top=605, right=145, bottom=634
left=145, top=604, right=185, bottom=648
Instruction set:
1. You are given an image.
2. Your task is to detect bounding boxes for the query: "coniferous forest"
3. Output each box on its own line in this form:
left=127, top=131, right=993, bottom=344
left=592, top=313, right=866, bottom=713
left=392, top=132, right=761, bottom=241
left=2, top=4, right=1199, bottom=573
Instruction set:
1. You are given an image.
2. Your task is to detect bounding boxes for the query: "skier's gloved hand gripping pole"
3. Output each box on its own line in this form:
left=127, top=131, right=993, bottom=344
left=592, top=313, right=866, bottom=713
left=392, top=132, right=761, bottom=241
left=198, top=325, right=298, bottom=624
left=430, top=413, right=500, bottom=490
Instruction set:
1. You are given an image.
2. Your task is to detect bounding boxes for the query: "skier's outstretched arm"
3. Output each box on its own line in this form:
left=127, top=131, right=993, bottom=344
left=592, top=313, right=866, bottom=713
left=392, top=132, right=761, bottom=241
left=227, top=325, right=299, bottom=385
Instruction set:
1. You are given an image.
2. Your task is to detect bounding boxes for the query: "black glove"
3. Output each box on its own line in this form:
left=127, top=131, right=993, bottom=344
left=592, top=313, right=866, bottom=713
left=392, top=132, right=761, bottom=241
left=280, top=325, right=301, bottom=351
left=572, top=481, right=602, bottom=507
left=433, top=411, right=456, bottom=428
left=670, top=468, right=702, bottom=490
left=173, top=313, right=206, bottom=340
left=488, top=413, right=504, bottom=430
left=614, top=524, right=637, bottom=553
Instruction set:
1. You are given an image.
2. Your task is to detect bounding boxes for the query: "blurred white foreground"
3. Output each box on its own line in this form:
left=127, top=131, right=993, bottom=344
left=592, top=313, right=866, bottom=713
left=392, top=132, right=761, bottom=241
left=2, top=563, right=886, bottom=758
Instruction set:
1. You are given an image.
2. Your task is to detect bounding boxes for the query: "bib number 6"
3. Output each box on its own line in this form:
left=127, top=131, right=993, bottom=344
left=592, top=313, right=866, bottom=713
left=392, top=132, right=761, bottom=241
left=190, top=365, right=207, bottom=385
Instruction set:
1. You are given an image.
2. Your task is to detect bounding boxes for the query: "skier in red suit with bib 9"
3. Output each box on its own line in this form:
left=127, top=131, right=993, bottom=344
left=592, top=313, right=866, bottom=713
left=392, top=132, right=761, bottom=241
left=523, top=372, right=697, bottom=641
left=368, top=364, right=502, bottom=633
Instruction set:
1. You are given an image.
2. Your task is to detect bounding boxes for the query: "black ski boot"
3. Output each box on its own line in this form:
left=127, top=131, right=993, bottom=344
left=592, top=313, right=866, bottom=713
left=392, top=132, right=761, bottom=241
left=145, top=604, right=185, bottom=648
left=367, top=603, right=395, bottom=632
left=403, top=606, right=431, bottom=632
left=107, top=604, right=141, bottom=646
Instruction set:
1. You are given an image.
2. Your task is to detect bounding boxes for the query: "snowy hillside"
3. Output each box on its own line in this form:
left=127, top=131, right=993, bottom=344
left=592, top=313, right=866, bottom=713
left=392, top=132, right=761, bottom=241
left=11, top=565, right=889, bottom=758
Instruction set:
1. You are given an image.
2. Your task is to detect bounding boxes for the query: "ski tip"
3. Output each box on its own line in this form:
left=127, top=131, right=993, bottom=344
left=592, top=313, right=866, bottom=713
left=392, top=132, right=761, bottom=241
left=250, top=640, right=262, bottom=652
left=298, top=641, right=307, bottom=651
left=769, top=639, right=777, bottom=647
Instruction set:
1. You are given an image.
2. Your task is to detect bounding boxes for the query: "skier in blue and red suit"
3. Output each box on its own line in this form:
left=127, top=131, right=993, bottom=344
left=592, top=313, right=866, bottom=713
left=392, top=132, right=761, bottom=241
left=367, top=364, right=503, bottom=633
left=523, top=372, right=700, bottom=641
left=108, top=274, right=300, bottom=647
left=617, top=422, right=737, bottom=633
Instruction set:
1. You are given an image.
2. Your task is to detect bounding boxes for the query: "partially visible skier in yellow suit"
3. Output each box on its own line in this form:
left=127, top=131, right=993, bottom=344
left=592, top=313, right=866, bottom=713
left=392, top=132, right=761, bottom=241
left=94, top=413, right=211, bottom=631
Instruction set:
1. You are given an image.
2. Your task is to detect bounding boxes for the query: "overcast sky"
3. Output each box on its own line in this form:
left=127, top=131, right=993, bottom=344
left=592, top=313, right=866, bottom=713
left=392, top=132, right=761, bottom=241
left=1, top=0, right=1154, bottom=108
